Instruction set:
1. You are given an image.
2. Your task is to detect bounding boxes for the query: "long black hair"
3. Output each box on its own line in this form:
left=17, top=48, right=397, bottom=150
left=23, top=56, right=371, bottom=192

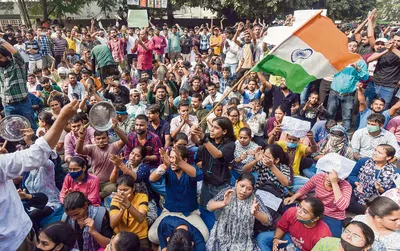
left=39, top=221, right=78, bottom=251
left=64, top=191, right=91, bottom=212
left=212, top=117, right=235, bottom=143
left=265, top=144, right=289, bottom=166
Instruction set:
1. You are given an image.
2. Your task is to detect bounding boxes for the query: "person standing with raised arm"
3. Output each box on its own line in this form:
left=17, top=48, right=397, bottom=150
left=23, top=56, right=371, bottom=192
left=0, top=99, right=79, bottom=251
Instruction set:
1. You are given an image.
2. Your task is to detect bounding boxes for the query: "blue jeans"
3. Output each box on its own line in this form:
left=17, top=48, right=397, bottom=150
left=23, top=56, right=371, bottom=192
left=303, top=163, right=317, bottom=179
left=327, top=90, right=354, bottom=132
left=324, top=215, right=343, bottom=238
left=3, top=98, right=37, bottom=131
left=300, top=83, right=311, bottom=105
left=292, top=176, right=309, bottom=193
left=257, top=232, right=296, bottom=251
left=364, top=81, right=394, bottom=109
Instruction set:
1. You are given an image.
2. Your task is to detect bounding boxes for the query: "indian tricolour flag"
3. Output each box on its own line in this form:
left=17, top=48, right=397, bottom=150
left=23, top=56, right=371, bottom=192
left=253, top=11, right=361, bottom=93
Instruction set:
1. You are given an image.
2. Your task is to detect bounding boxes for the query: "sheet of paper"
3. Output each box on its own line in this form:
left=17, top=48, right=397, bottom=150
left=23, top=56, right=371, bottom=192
left=316, top=153, right=356, bottom=179
left=394, top=173, right=400, bottom=188
left=127, top=0, right=139, bottom=5
left=281, top=116, right=311, bottom=138
left=255, top=190, right=282, bottom=211
left=127, top=10, right=149, bottom=28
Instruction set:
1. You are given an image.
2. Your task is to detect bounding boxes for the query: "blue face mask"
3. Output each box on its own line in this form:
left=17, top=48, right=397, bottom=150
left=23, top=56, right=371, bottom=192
left=297, top=217, right=314, bottom=224
left=287, top=142, right=298, bottom=149
left=69, top=170, right=83, bottom=180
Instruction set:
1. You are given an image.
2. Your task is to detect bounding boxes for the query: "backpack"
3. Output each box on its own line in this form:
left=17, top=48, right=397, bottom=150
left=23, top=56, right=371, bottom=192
left=61, top=206, right=106, bottom=233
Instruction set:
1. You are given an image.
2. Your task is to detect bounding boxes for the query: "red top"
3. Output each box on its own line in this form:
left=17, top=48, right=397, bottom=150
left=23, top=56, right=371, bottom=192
left=152, top=35, right=167, bottom=55
left=132, top=39, right=154, bottom=71
left=108, top=37, right=126, bottom=63
left=297, top=173, right=352, bottom=220
left=277, top=207, right=332, bottom=251
left=59, top=173, right=101, bottom=206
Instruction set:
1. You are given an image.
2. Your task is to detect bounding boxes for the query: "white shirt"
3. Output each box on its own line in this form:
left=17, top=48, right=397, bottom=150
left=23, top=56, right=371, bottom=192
left=14, top=43, right=29, bottom=63
left=96, top=36, right=108, bottom=46
left=351, top=128, right=400, bottom=159
left=223, top=39, right=240, bottom=65
left=0, top=137, right=53, bottom=250
left=126, top=34, right=138, bottom=55
left=67, top=82, right=86, bottom=101
left=202, top=92, right=224, bottom=108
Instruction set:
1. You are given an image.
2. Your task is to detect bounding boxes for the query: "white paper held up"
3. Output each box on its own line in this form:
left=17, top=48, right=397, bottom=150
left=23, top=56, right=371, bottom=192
left=281, top=116, right=311, bottom=138
left=316, top=152, right=356, bottom=179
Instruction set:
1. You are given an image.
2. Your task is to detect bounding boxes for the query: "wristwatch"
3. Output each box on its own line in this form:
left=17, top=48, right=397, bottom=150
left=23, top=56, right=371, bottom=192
left=200, top=135, right=209, bottom=145
left=0, top=38, right=6, bottom=44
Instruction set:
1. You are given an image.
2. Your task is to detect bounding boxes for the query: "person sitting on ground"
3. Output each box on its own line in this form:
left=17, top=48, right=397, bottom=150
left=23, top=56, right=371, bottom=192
left=63, top=191, right=113, bottom=251
left=352, top=196, right=400, bottom=251
left=110, top=174, right=150, bottom=249
left=59, top=155, right=101, bottom=205
left=351, top=113, right=400, bottom=161
left=303, top=124, right=353, bottom=178
left=312, top=221, right=375, bottom=251
left=158, top=216, right=206, bottom=251
left=357, top=82, right=400, bottom=129
left=75, top=119, right=128, bottom=199
left=284, top=170, right=352, bottom=238
left=149, top=145, right=208, bottom=245
left=36, top=221, right=79, bottom=251
left=105, top=231, right=142, bottom=251
left=268, top=131, right=318, bottom=192
left=257, top=197, right=332, bottom=251
left=348, top=144, right=400, bottom=215
left=206, top=173, right=272, bottom=251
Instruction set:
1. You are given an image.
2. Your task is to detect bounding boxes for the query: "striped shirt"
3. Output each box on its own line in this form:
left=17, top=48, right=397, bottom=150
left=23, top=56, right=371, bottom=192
left=25, top=39, right=42, bottom=61
left=52, top=37, right=68, bottom=56
left=297, top=173, right=351, bottom=220
left=0, top=52, right=29, bottom=103
left=38, top=36, right=52, bottom=56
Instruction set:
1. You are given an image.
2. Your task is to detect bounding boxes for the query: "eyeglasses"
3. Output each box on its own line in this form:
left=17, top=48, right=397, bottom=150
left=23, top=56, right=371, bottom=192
left=342, top=228, right=365, bottom=244
left=296, top=202, right=310, bottom=216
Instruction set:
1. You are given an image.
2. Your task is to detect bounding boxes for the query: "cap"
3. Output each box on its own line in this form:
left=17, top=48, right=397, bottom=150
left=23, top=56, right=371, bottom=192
left=375, top=37, right=388, bottom=43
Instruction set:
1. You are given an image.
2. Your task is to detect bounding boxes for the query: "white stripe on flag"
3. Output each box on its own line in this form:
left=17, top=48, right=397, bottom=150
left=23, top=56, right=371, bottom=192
left=272, top=35, right=338, bottom=79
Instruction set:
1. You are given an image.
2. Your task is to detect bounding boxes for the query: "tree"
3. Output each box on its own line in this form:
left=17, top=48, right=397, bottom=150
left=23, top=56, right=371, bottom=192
left=377, top=0, right=400, bottom=20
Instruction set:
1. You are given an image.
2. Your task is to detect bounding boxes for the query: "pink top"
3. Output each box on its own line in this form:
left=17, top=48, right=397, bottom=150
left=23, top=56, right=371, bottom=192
left=64, top=127, right=95, bottom=161
left=59, top=173, right=101, bottom=205
left=297, top=173, right=352, bottom=220
left=132, top=39, right=154, bottom=71
left=108, top=37, right=126, bottom=62
left=152, top=35, right=167, bottom=55
left=386, top=116, right=400, bottom=142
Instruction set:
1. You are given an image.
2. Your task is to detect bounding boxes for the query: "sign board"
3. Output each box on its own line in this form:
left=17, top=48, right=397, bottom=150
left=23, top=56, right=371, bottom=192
left=127, top=10, right=149, bottom=28
left=161, top=0, right=167, bottom=8
left=147, top=0, right=154, bottom=8
left=127, top=0, right=139, bottom=5
left=139, top=0, right=147, bottom=7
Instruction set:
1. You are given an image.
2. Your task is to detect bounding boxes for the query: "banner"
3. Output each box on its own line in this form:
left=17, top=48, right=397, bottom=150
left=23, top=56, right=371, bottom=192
left=139, top=0, right=146, bottom=7
left=161, top=0, right=167, bottom=8
left=127, top=0, right=139, bottom=5
left=155, top=0, right=161, bottom=8
left=147, top=0, right=154, bottom=8
left=127, top=9, right=149, bottom=28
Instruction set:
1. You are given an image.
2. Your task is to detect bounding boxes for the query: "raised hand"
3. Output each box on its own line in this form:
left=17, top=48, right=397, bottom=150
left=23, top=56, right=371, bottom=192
left=159, top=147, right=171, bottom=167
left=251, top=198, right=260, bottom=215
left=223, top=189, right=234, bottom=206
left=109, top=153, right=124, bottom=168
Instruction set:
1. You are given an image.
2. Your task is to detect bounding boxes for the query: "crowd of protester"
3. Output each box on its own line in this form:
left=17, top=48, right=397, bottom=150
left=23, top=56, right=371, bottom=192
left=0, top=7, right=400, bottom=251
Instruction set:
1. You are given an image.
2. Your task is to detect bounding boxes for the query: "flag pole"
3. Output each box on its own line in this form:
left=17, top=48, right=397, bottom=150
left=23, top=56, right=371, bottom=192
left=198, top=71, right=251, bottom=125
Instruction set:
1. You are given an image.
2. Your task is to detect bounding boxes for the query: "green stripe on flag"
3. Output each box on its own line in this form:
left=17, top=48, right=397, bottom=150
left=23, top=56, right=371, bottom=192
left=253, top=55, right=317, bottom=94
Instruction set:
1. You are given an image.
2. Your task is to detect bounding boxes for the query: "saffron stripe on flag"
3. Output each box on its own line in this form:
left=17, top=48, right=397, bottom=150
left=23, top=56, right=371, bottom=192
left=294, top=15, right=361, bottom=70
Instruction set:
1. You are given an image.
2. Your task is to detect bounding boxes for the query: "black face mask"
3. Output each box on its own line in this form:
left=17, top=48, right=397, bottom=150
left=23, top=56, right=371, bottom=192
left=341, top=238, right=365, bottom=251
left=0, top=59, right=11, bottom=68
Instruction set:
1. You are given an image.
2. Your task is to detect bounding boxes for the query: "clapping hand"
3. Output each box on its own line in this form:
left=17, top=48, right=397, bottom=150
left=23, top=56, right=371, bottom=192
left=109, top=153, right=124, bottom=168
left=159, top=147, right=171, bottom=167
left=355, top=182, right=364, bottom=194
left=113, top=191, right=131, bottom=211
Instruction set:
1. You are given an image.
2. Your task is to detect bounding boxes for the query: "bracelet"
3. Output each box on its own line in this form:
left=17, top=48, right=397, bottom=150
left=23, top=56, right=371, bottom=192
left=127, top=203, right=131, bottom=209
